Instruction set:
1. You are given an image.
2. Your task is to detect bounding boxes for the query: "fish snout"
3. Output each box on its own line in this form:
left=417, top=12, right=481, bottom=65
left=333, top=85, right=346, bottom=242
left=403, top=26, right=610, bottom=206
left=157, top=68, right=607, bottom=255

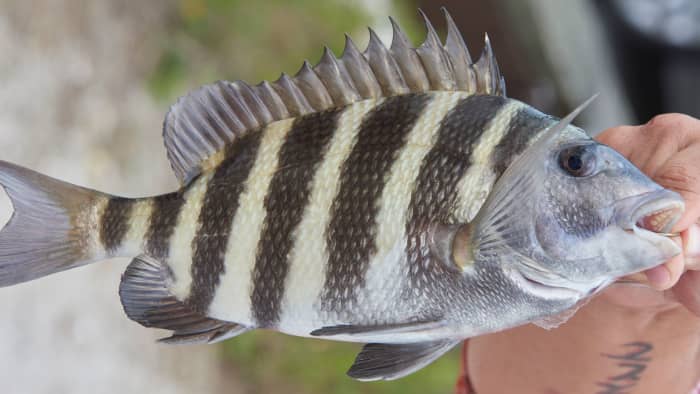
left=617, top=189, right=684, bottom=235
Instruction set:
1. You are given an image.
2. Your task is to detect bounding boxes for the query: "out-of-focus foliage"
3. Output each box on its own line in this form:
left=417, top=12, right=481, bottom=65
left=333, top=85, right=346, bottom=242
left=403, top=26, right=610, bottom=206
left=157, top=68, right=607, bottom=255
left=147, top=0, right=460, bottom=392
left=150, top=0, right=419, bottom=101
left=224, top=331, right=460, bottom=394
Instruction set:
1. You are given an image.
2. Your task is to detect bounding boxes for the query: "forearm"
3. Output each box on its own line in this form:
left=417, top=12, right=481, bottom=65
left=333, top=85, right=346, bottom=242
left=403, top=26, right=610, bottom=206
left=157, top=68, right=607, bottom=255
left=467, top=291, right=700, bottom=394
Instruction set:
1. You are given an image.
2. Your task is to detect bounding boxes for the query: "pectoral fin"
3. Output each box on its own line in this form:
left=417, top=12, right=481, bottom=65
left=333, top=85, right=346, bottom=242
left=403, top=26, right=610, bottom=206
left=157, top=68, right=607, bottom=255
left=347, top=340, right=460, bottom=381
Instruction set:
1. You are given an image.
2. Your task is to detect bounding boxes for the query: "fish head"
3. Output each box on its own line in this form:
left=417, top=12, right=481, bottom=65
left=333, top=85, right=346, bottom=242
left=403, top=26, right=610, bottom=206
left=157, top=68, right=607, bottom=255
left=473, top=98, right=684, bottom=301
left=528, top=134, right=684, bottom=291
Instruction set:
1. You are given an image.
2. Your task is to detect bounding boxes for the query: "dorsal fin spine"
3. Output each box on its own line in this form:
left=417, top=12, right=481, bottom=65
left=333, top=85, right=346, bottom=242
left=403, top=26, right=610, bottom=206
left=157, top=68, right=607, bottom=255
left=314, top=46, right=361, bottom=105
left=340, top=33, right=383, bottom=98
left=295, top=60, right=334, bottom=110
left=443, top=7, right=472, bottom=64
left=274, top=73, right=314, bottom=116
left=416, top=9, right=457, bottom=91
left=443, top=7, right=476, bottom=91
left=364, top=27, right=409, bottom=95
left=389, top=16, right=430, bottom=92
left=253, top=80, right=290, bottom=120
left=474, top=33, right=502, bottom=95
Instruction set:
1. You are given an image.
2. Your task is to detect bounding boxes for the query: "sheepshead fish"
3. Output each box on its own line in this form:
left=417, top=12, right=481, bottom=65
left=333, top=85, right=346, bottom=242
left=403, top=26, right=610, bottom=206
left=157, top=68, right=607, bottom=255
left=0, top=10, right=684, bottom=380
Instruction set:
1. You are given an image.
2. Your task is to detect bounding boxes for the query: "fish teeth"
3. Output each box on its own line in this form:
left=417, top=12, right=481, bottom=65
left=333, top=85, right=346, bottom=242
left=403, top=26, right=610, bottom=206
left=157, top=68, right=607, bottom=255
left=637, top=208, right=675, bottom=233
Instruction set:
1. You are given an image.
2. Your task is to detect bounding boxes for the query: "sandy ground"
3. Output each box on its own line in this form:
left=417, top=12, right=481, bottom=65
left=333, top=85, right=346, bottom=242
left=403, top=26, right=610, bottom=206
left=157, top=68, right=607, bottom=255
left=0, top=2, right=242, bottom=393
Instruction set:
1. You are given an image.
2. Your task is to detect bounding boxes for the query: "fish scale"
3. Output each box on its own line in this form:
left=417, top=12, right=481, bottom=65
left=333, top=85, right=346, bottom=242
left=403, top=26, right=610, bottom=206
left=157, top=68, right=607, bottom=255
left=187, top=133, right=261, bottom=314
left=322, top=94, right=431, bottom=315
left=144, top=191, right=186, bottom=259
left=0, top=9, right=685, bottom=382
left=251, top=108, right=343, bottom=327
left=99, top=197, right=133, bottom=254
left=207, top=118, right=292, bottom=326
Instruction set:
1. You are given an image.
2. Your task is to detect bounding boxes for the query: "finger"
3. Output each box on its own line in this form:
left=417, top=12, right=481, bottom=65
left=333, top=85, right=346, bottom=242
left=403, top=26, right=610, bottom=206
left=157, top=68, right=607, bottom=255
left=595, top=126, right=641, bottom=158
left=655, top=144, right=700, bottom=232
left=683, top=223, right=700, bottom=270
left=596, top=124, right=680, bottom=179
left=645, top=252, right=685, bottom=290
left=637, top=114, right=700, bottom=176
left=671, top=270, right=700, bottom=317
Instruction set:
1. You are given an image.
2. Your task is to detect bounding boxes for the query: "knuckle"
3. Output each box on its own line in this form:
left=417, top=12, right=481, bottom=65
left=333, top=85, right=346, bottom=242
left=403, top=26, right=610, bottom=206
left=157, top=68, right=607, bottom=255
left=647, top=113, right=700, bottom=139
left=644, top=113, right=700, bottom=152
left=656, top=163, right=700, bottom=197
left=647, top=113, right=692, bottom=129
left=596, top=125, right=637, bottom=147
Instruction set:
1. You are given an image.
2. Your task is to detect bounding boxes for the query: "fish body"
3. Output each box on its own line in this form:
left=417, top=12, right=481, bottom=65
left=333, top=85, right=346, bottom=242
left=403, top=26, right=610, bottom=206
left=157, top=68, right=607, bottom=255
left=0, top=10, right=684, bottom=380
left=112, top=92, right=555, bottom=342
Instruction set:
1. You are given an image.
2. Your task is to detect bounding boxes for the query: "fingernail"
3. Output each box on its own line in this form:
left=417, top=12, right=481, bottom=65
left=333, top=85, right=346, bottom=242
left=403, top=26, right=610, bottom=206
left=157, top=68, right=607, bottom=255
left=645, top=265, right=671, bottom=289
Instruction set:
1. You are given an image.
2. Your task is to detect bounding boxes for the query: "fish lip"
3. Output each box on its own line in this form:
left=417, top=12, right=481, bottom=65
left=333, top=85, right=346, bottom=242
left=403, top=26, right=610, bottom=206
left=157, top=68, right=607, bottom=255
left=620, top=189, right=684, bottom=235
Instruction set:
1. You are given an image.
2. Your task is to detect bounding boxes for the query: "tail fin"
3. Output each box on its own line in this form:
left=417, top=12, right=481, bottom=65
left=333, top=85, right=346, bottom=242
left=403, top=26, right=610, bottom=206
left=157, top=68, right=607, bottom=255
left=0, top=161, right=107, bottom=287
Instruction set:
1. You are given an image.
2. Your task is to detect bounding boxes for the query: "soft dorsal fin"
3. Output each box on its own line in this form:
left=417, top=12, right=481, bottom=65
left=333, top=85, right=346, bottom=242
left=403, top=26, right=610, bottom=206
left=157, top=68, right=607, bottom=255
left=163, top=8, right=506, bottom=185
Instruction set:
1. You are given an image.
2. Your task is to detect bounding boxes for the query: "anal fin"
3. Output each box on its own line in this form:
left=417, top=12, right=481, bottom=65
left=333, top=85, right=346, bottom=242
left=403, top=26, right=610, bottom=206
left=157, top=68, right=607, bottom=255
left=119, top=255, right=250, bottom=344
left=347, top=340, right=459, bottom=381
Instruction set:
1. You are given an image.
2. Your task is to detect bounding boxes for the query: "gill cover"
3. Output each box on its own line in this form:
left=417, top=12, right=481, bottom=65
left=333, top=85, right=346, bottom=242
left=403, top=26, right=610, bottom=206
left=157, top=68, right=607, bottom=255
left=472, top=95, right=598, bottom=263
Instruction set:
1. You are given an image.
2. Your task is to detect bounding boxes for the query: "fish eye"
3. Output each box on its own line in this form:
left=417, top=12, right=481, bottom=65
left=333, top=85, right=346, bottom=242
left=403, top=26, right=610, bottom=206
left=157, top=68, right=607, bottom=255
left=558, top=145, right=596, bottom=177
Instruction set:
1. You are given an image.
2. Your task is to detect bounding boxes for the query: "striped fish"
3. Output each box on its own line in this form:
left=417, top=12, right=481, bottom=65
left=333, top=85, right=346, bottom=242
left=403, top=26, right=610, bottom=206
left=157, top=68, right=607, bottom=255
left=0, top=10, right=685, bottom=381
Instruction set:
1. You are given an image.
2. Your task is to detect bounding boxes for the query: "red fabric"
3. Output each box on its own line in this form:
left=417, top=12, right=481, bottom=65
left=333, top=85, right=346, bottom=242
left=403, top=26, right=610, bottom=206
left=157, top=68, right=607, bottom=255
left=454, top=341, right=473, bottom=394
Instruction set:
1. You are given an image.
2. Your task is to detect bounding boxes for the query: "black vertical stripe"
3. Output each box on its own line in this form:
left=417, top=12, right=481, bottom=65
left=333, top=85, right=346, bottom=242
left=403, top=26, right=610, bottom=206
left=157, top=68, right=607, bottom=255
left=250, top=108, right=343, bottom=327
left=321, top=93, right=432, bottom=312
left=405, top=95, right=508, bottom=289
left=144, top=191, right=186, bottom=260
left=186, top=132, right=264, bottom=313
left=100, top=197, right=134, bottom=254
left=490, top=107, right=555, bottom=176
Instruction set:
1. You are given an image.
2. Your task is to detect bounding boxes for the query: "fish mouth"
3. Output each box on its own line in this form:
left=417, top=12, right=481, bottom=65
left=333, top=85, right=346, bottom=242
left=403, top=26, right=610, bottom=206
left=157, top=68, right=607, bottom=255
left=623, top=189, right=684, bottom=237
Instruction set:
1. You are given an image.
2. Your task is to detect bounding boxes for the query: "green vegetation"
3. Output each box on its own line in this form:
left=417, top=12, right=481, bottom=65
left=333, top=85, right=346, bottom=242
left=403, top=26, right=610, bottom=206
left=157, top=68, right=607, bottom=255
left=149, top=0, right=422, bottom=101
left=223, top=330, right=461, bottom=394
left=148, top=1, right=461, bottom=392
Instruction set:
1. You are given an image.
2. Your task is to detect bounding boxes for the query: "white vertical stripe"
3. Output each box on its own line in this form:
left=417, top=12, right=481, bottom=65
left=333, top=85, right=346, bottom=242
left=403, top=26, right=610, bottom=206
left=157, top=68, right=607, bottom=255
left=208, top=118, right=295, bottom=325
left=362, top=92, right=467, bottom=310
left=276, top=99, right=379, bottom=332
left=89, top=196, right=109, bottom=258
left=169, top=173, right=213, bottom=300
left=452, top=100, right=525, bottom=222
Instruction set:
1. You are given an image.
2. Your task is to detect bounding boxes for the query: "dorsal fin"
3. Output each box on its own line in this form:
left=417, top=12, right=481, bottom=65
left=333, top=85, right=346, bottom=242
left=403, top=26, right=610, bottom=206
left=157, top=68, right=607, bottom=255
left=163, top=8, right=506, bottom=185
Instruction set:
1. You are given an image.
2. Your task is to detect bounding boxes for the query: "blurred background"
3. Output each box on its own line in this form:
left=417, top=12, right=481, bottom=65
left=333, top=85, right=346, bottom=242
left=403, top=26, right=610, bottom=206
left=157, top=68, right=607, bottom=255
left=0, top=0, right=698, bottom=393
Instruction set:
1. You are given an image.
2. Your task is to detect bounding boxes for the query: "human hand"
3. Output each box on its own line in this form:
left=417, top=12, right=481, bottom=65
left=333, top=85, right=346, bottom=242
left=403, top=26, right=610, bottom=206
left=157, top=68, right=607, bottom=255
left=596, top=114, right=700, bottom=316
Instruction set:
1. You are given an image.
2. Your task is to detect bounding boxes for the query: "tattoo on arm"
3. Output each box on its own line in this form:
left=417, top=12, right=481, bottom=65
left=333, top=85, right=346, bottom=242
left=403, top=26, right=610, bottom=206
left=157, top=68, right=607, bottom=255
left=596, top=342, right=653, bottom=394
